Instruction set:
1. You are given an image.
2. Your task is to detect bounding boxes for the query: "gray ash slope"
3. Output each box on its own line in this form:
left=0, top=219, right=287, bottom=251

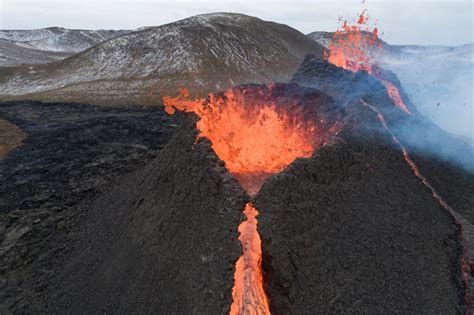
left=0, top=13, right=325, bottom=105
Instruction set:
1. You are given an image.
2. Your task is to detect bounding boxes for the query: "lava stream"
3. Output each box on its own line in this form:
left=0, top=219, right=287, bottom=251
left=230, top=203, right=271, bottom=315
left=379, top=79, right=411, bottom=115
left=360, top=99, right=472, bottom=314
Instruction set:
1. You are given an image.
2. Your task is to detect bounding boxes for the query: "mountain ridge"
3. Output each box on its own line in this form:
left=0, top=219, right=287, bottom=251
left=0, top=13, right=325, bottom=105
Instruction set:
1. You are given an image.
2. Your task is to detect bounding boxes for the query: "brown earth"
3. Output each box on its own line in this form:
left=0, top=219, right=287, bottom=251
left=0, top=118, right=25, bottom=158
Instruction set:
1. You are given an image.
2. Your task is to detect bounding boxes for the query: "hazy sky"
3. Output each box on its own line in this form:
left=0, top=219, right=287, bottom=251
left=1, top=0, right=473, bottom=45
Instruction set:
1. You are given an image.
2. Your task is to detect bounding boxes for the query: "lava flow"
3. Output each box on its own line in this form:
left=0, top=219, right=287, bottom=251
left=163, top=84, right=336, bottom=314
left=325, top=10, right=412, bottom=115
left=230, top=203, right=270, bottom=315
left=360, top=99, right=472, bottom=314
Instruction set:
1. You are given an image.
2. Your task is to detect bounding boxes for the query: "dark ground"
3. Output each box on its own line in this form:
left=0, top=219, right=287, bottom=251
left=0, top=101, right=178, bottom=312
left=44, top=116, right=247, bottom=314
left=255, top=102, right=467, bottom=314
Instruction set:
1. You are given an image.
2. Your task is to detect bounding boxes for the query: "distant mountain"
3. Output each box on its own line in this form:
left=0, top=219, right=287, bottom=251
left=307, top=31, right=473, bottom=142
left=0, top=38, right=70, bottom=66
left=0, top=27, right=130, bottom=67
left=0, top=27, right=130, bottom=52
left=0, top=13, right=325, bottom=105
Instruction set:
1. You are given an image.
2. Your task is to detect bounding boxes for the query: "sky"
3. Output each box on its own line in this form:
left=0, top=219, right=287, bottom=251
left=0, top=0, right=472, bottom=45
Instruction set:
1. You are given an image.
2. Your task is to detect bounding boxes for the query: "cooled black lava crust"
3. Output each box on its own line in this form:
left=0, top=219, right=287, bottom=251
left=0, top=101, right=178, bottom=312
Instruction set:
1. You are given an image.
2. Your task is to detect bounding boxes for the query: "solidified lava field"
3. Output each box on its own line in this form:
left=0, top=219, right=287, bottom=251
left=0, top=101, right=178, bottom=312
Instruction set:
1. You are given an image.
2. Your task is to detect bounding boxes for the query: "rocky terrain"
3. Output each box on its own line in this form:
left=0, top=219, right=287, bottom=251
left=257, top=110, right=464, bottom=313
left=0, top=28, right=130, bottom=67
left=0, top=101, right=178, bottom=312
left=0, top=13, right=325, bottom=105
left=252, top=58, right=474, bottom=313
left=43, top=117, right=247, bottom=314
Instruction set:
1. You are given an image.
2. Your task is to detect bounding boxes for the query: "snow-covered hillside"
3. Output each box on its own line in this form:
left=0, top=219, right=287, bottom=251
left=0, top=13, right=325, bottom=105
left=0, top=27, right=130, bottom=67
left=0, top=39, right=70, bottom=66
left=0, top=27, right=129, bottom=53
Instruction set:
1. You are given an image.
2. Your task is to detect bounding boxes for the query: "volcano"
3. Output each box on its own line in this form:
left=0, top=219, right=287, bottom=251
left=19, top=60, right=470, bottom=313
left=1, top=10, right=472, bottom=315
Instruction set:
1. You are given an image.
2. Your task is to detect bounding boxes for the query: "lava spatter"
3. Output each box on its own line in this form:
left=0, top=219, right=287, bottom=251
left=325, top=10, right=412, bottom=115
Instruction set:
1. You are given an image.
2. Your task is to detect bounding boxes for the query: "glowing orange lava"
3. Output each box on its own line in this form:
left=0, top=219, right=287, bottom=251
left=380, top=80, right=411, bottom=115
left=230, top=203, right=271, bottom=315
left=325, top=10, right=412, bottom=115
left=163, top=87, right=319, bottom=192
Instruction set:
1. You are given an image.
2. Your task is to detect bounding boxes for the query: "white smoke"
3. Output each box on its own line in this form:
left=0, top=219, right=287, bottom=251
left=379, top=44, right=474, bottom=145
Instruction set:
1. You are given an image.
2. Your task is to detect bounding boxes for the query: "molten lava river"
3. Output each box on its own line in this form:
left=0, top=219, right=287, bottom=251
left=164, top=85, right=338, bottom=314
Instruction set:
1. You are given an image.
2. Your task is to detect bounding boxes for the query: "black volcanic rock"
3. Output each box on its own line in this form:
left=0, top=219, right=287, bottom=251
left=44, top=115, right=247, bottom=314
left=290, top=55, right=417, bottom=121
left=0, top=101, right=178, bottom=312
left=255, top=101, right=466, bottom=313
